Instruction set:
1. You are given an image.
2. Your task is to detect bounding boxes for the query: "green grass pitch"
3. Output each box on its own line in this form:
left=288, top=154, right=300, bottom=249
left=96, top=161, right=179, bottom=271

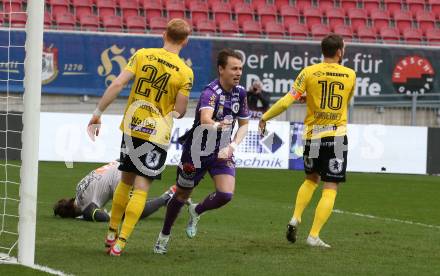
left=1, top=161, right=440, bottom=275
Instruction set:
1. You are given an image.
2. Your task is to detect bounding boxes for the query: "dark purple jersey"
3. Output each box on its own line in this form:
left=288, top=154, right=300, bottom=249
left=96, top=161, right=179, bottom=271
left=178, top=79, right=250, bottom=154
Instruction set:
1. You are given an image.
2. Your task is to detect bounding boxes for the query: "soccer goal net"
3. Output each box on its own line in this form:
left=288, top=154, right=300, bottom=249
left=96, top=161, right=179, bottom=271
left=0, top=0, right=44, bottom=266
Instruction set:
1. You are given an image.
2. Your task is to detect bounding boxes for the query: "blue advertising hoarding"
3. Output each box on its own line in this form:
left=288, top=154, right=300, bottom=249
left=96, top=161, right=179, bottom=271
left=0, top=30, right=212, bottom=98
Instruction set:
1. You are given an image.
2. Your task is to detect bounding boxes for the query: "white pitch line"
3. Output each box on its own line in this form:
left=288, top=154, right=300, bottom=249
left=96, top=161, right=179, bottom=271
left=0, top=254, right=72, bottom=276
left=333, top=209, right=440, bottom=230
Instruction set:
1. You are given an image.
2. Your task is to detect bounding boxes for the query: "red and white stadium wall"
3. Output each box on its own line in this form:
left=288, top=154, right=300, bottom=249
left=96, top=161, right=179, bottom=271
left=1, top=30, right=440, bottom=99
left=3, top=112, right=429, bottom=175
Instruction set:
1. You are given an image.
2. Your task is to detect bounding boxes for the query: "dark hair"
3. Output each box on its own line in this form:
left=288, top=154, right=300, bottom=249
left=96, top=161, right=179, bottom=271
left=166, top=18, right=191, bottom=44
left=321, top=34, right=344, bottom=58
left=53, top=198, right=77, bottom=218
left=217, top=48, right=242, bottom=69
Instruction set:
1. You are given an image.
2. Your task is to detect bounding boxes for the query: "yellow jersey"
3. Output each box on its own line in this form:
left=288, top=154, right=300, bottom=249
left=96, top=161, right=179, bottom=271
left=292, top=62, right=356, bottom=139
left=120, top=48, right=193, bottom=145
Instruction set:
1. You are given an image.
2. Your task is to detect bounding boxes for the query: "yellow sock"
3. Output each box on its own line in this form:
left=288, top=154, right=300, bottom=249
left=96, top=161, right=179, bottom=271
left=309, top=189, right=337, bottom=237
left=109, top=181, right=132, bottom=230
left=292, top=179, right=318, bottom=223
left=119, top=189, right=148, bottom=241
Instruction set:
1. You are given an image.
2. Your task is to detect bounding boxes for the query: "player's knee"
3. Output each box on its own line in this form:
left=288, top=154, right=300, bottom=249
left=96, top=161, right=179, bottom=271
left=217, top=191, right=233, bottom=205
left=175, top=187, right=192, bottom=201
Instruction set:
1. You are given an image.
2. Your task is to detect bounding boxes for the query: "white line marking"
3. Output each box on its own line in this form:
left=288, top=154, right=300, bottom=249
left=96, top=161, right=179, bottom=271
left=0, top=254, right=72, bottom=276
left=333, top=209, right=440, bottom=230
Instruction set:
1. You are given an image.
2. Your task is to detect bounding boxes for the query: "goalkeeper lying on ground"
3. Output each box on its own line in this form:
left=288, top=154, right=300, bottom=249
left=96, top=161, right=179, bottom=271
left=53, top=161, right=177, bottom=222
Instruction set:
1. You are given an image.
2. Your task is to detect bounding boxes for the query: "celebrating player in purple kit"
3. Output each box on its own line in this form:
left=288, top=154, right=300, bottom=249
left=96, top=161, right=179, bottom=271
left=153, top=48, right=250, bottom=254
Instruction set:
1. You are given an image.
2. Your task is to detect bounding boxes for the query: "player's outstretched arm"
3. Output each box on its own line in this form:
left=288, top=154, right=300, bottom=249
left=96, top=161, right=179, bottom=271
left=87, top=70, right=134, bottom=141
left=82, top=203, right=110, bottom=222
left=259, top=91, right=300, bottom=135
left=172, top=92, right=189, bottom=119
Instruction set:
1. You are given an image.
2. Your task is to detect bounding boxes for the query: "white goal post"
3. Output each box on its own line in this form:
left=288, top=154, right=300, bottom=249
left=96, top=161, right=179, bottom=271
left=18, top=0, right=44, bottom=266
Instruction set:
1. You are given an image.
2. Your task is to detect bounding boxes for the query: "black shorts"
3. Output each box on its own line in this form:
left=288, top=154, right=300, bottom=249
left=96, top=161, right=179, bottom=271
left=118, top=134, right=167, bottom=180
left=303, top=135, right=348, bottom=183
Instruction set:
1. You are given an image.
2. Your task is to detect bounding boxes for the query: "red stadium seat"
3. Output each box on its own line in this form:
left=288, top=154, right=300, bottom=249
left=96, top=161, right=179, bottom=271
left=380, top=27, right=400, bottom=43
left=126, top=15, right=146, bottom=33
left=10, top=13, right=27, bottom=28
left=318, top=0, right=335, bottom=10
left=166, top=0, right=185, bottom=19
left=102, top=15, right=123, bottom=32
left=275, top=0, right=290, bottom=11
left=0, top=13, right=5, bottom=25
left=286, top=23, right=308, bottom=39
left=402, top=28, right=423, bottom=44
left=370, top=9, right=390, bottom=31
left=2, top=0, right=23, bottom=13
left=429, top=0, right=440, bottom=16
left=251, top=0, right=268, bottom=10
left=311, top=24, right=331, bottom=40
left=79, top=14, right=100, bottom=31
left=211, top=1, right=232, bottom=22
left=384, top=0, right=402, bottom=14
left=393, top=10, right=413, bottom=33
left=280, top=5, right=300, bottom=26
left=264, top=21, right=285, bottom=38
left=325, top=7, right=345, bottom=30
left=96, top=0, right=117, bottom=17
left=189, top=1, right=209, bottom=25
left=241, top=20, right=261, bottom=36
left=120, top=0, right=140, bottom=18
left=356, top=26, right=377, bottom=42
left=340, top=0, right=358, bottom=10
left=407, top=0, right=426, bottom=16
left=73, top=0, right=93, bottom=19
left=44, top=12, right=52, bottom=28
left=218, top=20, right=239, bottom=36
left=304, top=8, right=323, bottom=27
left=54, top=13, right=76, bottom=30
left=333, top=24, right=354, bottom=40
left=228, top=0, right=244, bottom=6
left=416, top=11, right=436, bottom=30
left=347, top=9, right=368, bottom=30
left=196, top=19, right=217, bottom=35
left=149, top=16, right=168, bottom=33
left=256, top=4, right=277, bottom=27
left=142, top=0, right=163, bottom=19
left=296, top=0, right=312, bottom=13
left=363, top=0, right=380, bottom=12
left=234, top=2, right=254, bottom=27
left=50, top=0, right=70, bottom=16
left=425, top=27, right=440, bottom=44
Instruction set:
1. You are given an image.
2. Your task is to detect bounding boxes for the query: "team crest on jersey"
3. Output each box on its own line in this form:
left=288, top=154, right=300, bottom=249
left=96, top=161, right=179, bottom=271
left=232, top=102, right=240, bottom=114
left=42, top=45, right=59, bottom=85
left=145, top=54, right=157, bottom=61
left=145, top=150, right=161, bottom=169
left=329, top=158, right=344, bottom=174
left=392, top=56, right=435, bottom=95
left=313, top=71, right=324, bottom=77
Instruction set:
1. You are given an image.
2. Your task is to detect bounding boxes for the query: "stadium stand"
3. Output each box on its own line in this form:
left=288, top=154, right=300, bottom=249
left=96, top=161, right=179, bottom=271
left=196, top=19, right=217, bottom=35
left=125, top=15, right=146, bottom=33
left=0, top=0, right=438, bottom=45
left=263, top=20, right=285, bottom=38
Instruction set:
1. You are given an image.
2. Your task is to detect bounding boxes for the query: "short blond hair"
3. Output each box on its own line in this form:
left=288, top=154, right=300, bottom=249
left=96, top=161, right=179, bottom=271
left=166, top=18, right=191, bottom=44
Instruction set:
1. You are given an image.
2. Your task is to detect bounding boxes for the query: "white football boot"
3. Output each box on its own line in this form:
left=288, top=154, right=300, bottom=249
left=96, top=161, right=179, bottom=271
left=306, top=235, right=331, bottom=248
left=186, top=203, right=200, bottom=238
left=153, top=232, right=170, bottom=254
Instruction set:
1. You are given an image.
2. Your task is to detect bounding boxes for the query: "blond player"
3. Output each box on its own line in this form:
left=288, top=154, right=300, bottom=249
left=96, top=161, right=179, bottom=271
left=87, top=19, right=193, bottom=256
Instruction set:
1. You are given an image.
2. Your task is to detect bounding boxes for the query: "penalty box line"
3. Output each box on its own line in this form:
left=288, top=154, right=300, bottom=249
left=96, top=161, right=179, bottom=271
left=333, top=209, right=440, bottom=230
left=0, top=254, right=72, bottom=276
